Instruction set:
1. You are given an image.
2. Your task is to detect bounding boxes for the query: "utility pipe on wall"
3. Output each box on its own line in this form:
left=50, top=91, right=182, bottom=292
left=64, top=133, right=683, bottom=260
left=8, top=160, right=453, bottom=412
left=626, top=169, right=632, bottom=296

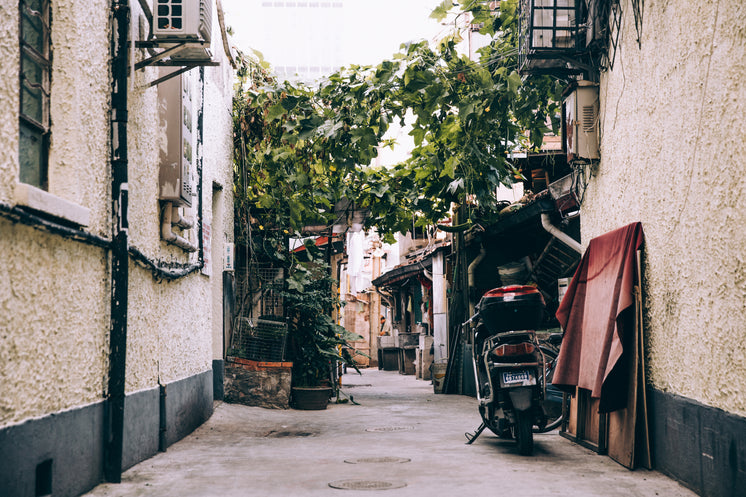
left=106, top=0, right=130, bottom=483
left=161, top=202, right=198, bottom=252
left=540, top=213, right=583, bottom=254
left=171, top=204, right=193, bottom=229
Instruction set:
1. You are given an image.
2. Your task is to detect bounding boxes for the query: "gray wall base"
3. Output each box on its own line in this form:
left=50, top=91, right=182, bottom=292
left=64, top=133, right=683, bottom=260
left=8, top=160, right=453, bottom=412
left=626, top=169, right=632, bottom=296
left=213, top=359, right=225, bottom=401
left=0, top=402, right=104, bottom=497
left=649, top=388, right=746, bottom=497
left=0, top=369, right=214, bottom=497
left=122, top=387, right=160, bottom=471
left=163, top=369, right=214, bottom=448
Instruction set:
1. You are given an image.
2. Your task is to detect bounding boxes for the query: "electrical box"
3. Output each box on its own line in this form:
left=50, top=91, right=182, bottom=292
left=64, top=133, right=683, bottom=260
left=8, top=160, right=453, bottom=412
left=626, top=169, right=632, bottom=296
left=158, top=68, right=195, bottom=207
left=563, top=81, right=600, bottom=162
left=153, top=0, right=212, bottom=42
left=224, top=242, right=234, bottom=271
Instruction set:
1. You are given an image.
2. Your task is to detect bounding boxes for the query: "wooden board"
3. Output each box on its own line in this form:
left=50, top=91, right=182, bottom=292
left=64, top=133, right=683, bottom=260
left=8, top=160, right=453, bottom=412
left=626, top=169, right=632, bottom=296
left=608, top=300, right=639, bottom=468
left=561, top=388, right=607, bottom=454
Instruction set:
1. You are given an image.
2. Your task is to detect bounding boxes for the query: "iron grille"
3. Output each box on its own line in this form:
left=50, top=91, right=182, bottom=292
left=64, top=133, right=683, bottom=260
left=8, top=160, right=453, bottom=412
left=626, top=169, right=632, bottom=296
left=519, top=0, right=584, bottom=75
left=234, top=317, right=288, bottom=362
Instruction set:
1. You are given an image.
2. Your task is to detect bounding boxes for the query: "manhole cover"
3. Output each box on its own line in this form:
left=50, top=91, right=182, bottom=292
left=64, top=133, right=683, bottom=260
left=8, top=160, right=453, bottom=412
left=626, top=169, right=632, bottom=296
left=328, top=479, right=407, bottom=491
left=344, top=457, right=411, bottom=464
left=342, top=384, right=373, bottom=388
left=365, top=426, right=414, bottom=433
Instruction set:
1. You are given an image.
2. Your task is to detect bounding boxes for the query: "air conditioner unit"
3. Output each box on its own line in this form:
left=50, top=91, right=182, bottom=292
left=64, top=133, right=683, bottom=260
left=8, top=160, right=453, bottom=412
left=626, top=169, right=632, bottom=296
left=563, top=80, right=599, bottom=162
left=153, top=0, right=213, bottom=43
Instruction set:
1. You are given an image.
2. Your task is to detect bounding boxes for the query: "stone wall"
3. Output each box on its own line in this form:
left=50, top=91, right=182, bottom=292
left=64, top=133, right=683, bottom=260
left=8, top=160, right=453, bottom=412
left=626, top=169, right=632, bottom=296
left=224, top=358, right=292, bottom=409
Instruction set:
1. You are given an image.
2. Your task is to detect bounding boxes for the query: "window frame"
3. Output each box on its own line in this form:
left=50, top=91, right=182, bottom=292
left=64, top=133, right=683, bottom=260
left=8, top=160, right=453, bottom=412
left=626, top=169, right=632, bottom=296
left=19, top=0, right=51, bottom=191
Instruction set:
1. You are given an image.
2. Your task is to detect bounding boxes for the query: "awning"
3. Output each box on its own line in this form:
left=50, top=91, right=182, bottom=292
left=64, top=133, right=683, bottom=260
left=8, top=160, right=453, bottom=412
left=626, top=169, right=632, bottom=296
left=372, top=258, right=432, bottom=288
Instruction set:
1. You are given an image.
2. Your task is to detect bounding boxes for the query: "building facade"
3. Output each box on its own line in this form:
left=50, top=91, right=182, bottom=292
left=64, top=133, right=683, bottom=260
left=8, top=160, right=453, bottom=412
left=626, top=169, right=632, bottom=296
left=565, top=1, right=745, bottom=496
left=0, top=1, right=235, bottom=496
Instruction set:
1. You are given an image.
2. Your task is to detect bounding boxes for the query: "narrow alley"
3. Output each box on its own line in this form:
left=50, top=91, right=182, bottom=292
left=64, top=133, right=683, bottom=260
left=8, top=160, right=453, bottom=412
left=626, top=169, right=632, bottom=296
left=83, top=369, right=696, bottom=497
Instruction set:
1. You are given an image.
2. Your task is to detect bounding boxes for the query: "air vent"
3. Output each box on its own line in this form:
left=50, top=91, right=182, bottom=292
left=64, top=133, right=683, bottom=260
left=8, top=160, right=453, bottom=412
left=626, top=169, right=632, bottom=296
left=581, top=105, right=596, bottom=133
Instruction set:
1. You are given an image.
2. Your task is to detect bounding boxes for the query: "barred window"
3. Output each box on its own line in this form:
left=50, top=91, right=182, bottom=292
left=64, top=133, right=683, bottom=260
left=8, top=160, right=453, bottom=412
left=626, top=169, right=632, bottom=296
left=19, top=0, right=51, bottom=190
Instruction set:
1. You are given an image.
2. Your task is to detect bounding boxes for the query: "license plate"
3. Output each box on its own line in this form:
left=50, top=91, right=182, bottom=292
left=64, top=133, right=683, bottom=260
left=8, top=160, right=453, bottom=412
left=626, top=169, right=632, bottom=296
left=500, top=369, right=536, bottom=387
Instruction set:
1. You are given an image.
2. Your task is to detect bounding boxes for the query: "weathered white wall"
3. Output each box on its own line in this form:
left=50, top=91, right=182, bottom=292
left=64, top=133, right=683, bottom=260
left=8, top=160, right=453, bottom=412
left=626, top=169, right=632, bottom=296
left=0, top=2, right=21, bottom=202
left=580, top=0, right=746, bottom=416
left=0, top=1, right=112, bottom=426
left=0, top=223, right=110, bottom=424
left=1, top=0, right=235, bottom=426
left=203, top=51, right=236, bottom=361
left=125, top=2, right=235, bottom=389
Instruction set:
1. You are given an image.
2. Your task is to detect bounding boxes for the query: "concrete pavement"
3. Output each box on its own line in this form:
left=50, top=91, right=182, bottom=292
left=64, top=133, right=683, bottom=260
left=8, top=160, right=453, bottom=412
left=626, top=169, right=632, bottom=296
left=83, top=369, right=697, bottom=497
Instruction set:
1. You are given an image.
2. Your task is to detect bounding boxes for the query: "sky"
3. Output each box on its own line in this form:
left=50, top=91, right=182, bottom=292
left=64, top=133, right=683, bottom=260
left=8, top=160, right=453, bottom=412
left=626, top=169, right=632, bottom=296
left=220, top=0, right=450, bottom=82
left=218, top=0, right=458, bottom=168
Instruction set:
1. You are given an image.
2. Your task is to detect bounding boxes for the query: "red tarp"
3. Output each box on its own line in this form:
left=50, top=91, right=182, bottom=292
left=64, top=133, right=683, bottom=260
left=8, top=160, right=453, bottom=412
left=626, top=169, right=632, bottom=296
left=553, top=222, right=644, bottom=413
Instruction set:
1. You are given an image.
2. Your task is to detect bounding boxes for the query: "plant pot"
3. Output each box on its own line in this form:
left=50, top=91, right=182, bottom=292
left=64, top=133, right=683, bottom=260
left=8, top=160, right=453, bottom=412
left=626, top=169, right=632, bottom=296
left=291, top=386, right=333, bottom=410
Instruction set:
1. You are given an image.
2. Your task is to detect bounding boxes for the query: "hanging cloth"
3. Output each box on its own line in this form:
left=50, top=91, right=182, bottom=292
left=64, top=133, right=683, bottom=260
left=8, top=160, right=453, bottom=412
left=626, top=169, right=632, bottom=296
left=552, top=222, right=644, bottom=413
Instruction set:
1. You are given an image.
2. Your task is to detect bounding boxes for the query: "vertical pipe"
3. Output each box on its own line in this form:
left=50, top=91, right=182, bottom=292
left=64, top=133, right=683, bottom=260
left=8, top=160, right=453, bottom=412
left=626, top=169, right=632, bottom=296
left=105, top=0, right=130, bottom=483
left=158, top=384, right=167, bottom=451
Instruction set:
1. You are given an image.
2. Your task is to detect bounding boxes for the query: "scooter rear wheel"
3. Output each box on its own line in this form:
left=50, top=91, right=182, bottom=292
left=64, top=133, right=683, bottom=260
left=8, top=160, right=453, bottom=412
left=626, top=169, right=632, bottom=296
left=515, top=412, right=534, bottom=456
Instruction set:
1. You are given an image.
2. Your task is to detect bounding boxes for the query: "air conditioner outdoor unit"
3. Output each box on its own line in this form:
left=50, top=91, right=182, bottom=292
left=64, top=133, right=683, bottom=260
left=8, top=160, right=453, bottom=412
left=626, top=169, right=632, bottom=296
left=153, top=0, right=213, bottom=43
left=563, top=80, right=599, bottom=162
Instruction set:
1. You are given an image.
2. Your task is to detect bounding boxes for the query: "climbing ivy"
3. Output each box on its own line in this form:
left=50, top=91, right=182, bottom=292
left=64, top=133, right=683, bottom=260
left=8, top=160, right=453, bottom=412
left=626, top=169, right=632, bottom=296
left=233, top=0, right=565, bottom=243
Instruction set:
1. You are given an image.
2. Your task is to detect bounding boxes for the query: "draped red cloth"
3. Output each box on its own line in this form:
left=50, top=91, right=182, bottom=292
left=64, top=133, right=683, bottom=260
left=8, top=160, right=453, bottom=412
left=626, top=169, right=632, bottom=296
left=552, top=222, right=644, bottom=413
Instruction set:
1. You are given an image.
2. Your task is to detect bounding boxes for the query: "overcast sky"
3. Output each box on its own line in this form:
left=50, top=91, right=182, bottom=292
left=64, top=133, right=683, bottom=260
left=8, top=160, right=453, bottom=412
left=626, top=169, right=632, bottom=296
left=220, top=0, right=449, bottom=79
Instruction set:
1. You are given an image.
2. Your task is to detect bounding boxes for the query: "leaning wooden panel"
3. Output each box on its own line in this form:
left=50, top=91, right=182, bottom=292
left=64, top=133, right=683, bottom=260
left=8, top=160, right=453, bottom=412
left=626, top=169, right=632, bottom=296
left=607, top=304, right=640, bottom=468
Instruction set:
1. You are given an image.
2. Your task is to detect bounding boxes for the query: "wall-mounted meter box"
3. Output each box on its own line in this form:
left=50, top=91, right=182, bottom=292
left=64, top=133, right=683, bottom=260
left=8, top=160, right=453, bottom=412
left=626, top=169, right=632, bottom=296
left=158, top=68, right=195, bottom=207
left=224, top=242, right=234, bottom=272
left=563, top=80, right=600, bottom=163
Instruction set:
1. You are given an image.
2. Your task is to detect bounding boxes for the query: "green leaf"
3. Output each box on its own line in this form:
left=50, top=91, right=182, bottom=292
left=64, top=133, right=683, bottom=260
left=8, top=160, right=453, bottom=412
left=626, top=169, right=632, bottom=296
left=267, top=102, right=286, bottom=121
left=430, top=0, right=453, bottom=21
left=441, top=156, right=457, bottom=179
left=410, top=127, right=426, bottom=146
left=507, top=71, right=522, bottom=94
left=281, top=95, right=299, bottom=111
left=287, top=278, right=304, bottom=292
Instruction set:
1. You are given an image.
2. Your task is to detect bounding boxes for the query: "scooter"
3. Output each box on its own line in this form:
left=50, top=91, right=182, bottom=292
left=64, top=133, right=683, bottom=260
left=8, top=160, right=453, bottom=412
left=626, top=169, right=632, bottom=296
left=465, top=285, right=548, bottom=455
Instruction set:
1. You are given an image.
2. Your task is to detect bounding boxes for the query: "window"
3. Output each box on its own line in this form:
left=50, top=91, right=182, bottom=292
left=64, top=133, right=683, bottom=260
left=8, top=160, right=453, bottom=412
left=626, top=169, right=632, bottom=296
left=19, top=0, right=51, bottom=190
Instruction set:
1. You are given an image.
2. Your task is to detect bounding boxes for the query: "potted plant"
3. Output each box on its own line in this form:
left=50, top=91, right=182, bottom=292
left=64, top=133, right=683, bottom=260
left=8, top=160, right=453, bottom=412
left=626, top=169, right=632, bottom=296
left=281, top=241, right=364, bottom=409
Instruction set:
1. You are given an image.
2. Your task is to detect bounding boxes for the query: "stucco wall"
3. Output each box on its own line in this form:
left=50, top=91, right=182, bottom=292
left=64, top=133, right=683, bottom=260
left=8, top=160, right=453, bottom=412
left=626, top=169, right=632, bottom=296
left=124, top=2, right=235, bottom=389
left=0, top=222, right=110, bottom=425
left=0, top=2, right=20, bottom=202
left=0, top=1, right=112, bottom=426
left=204, top=55, right=236, bottom=360
left=2, top=0, right=235, bottom=426
left=580, top=0, right=746, bottom=416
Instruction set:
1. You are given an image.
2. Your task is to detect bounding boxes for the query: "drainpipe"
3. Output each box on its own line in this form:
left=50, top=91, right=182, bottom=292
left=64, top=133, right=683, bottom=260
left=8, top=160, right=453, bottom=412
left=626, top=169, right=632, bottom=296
left=171, top=204, right=193, bottom=229
left=540, top=213, right=582, bottom=254
left=467, top=244, right=486, bottom=317
left=161, top=201, right=198, bottom=252
left=106, top=0, right=130, bottom=483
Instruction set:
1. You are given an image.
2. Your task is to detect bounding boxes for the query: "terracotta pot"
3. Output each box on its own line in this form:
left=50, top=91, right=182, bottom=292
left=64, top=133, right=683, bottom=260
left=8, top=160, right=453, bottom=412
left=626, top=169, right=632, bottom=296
left=291, top=386, right=332, bottom=410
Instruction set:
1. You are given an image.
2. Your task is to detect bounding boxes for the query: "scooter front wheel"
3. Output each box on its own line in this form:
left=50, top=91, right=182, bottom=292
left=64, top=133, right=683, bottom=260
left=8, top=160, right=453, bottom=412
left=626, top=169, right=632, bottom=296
left=514, top=412, right=534, bottom=456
